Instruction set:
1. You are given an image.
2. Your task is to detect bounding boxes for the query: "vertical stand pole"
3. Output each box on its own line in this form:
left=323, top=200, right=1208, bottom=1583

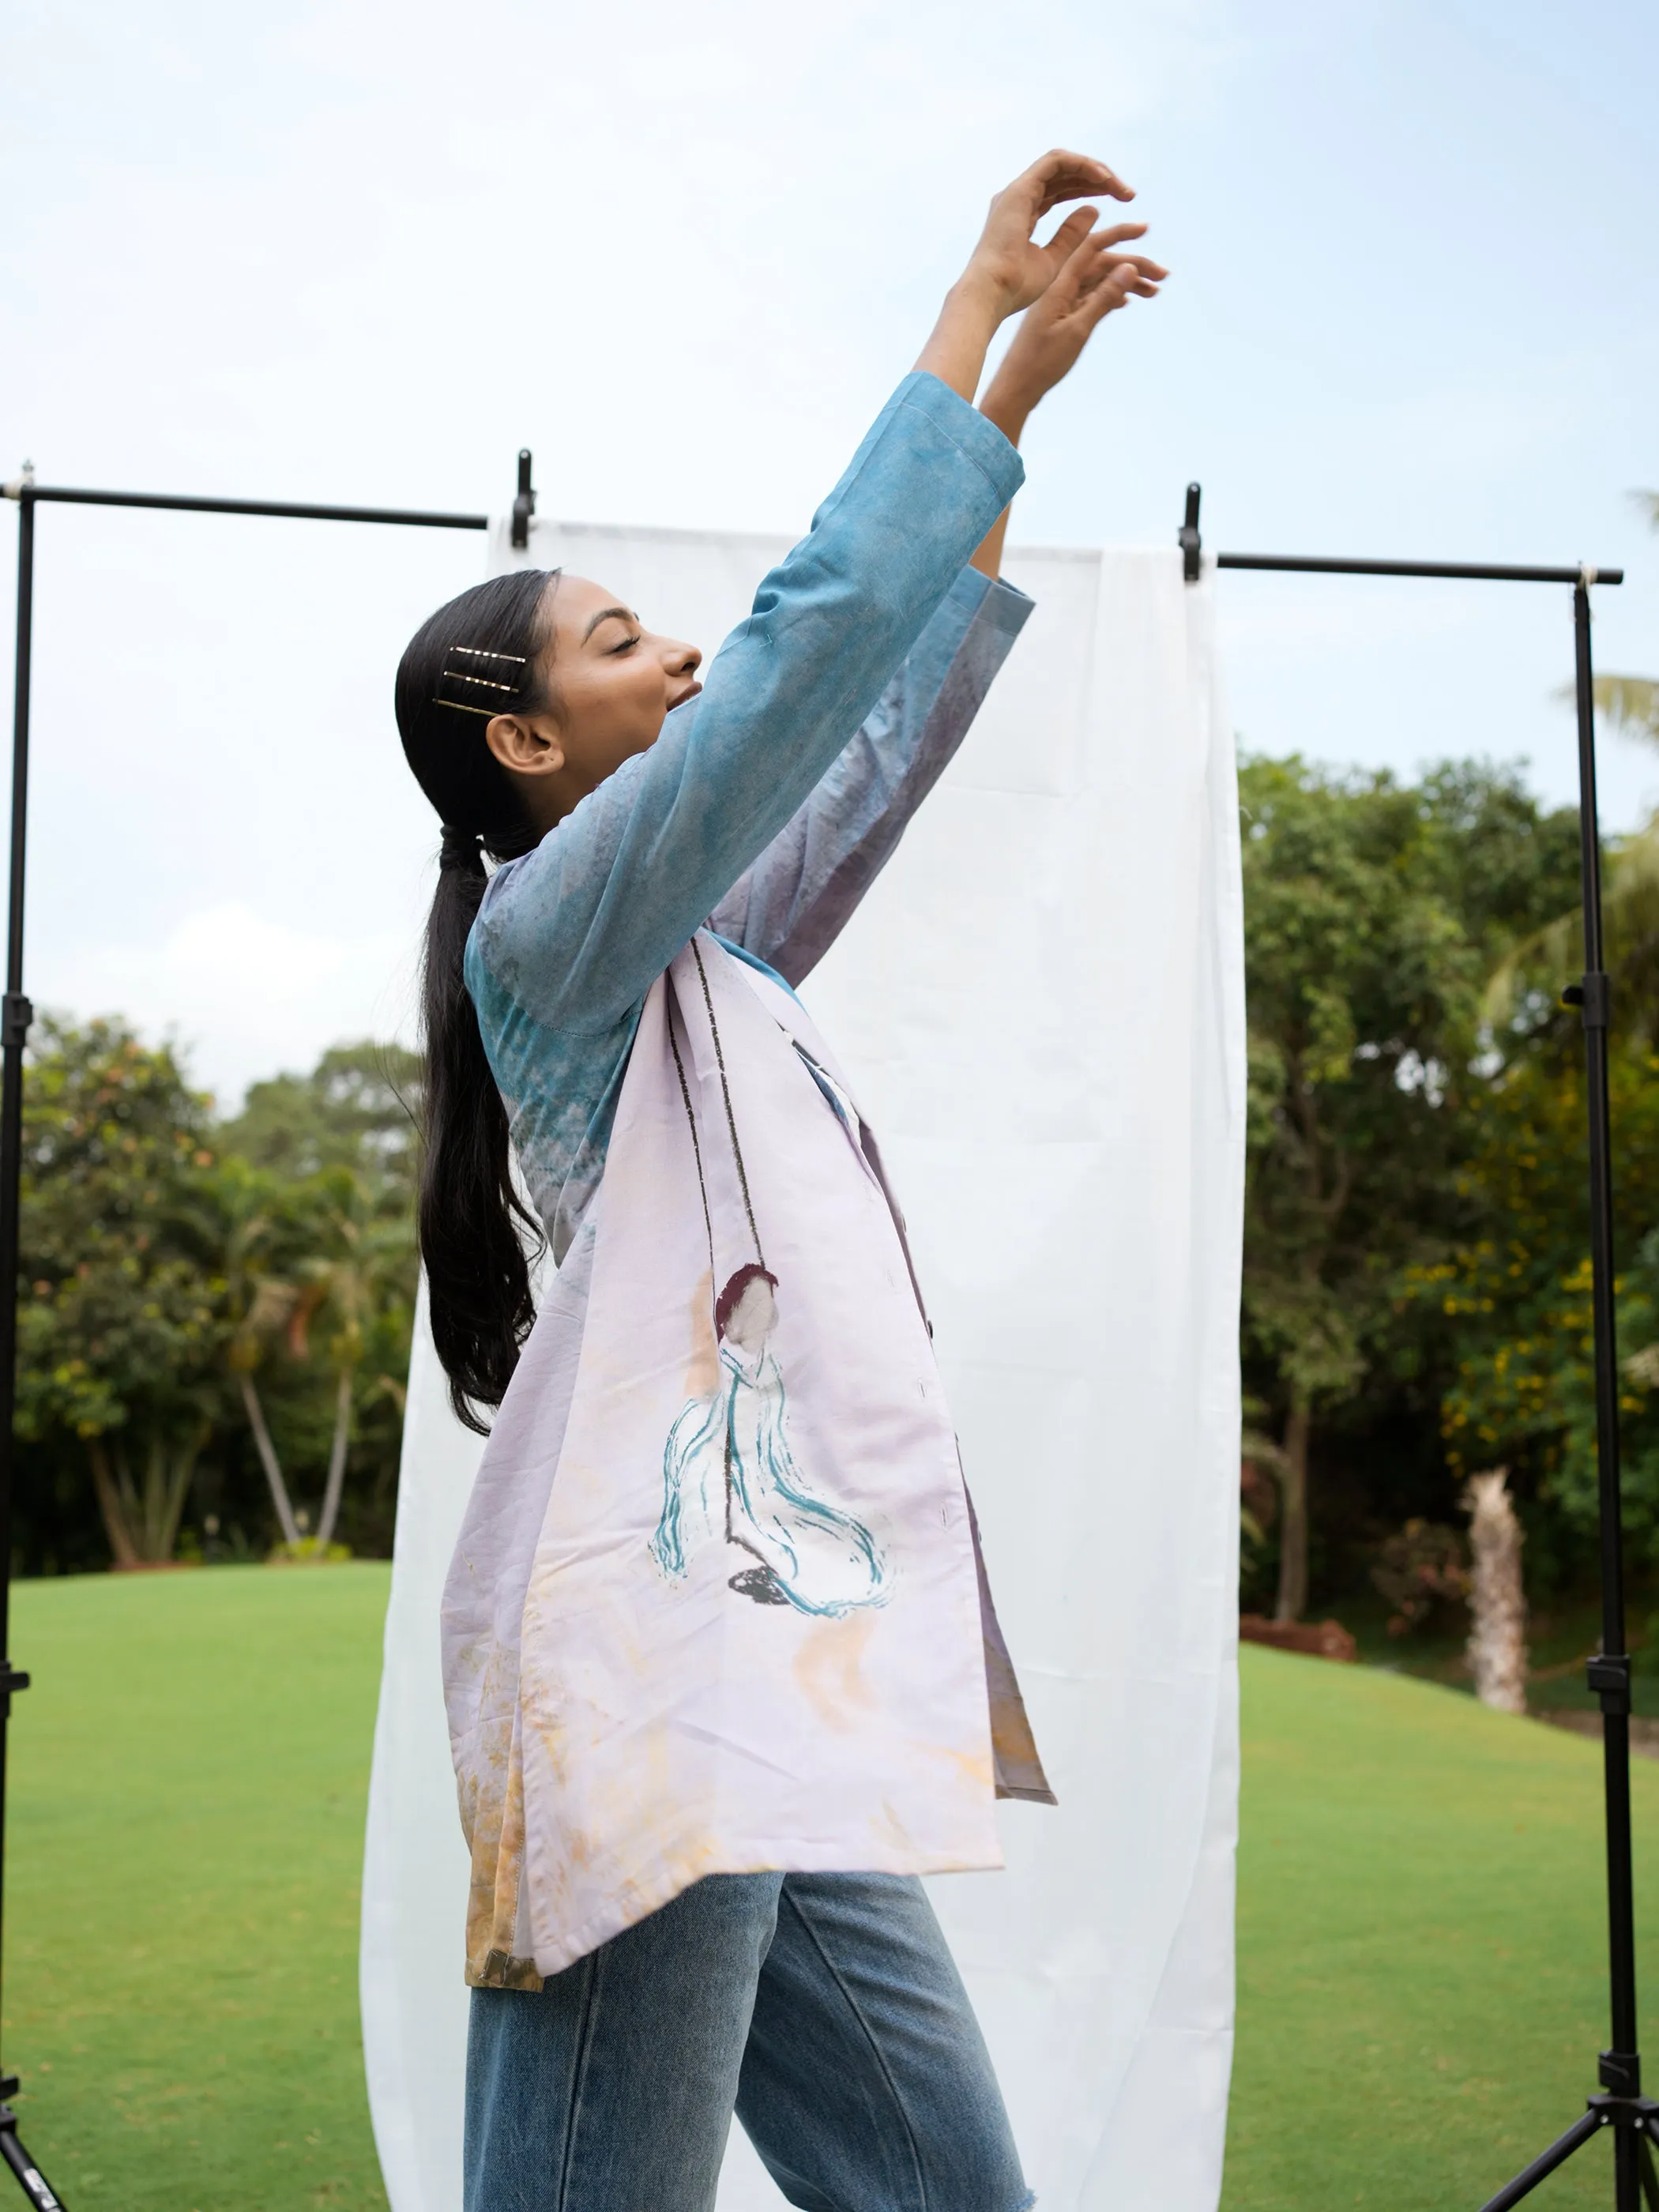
left=0, top=495, right=64, bottom=2211
left=1477, top=584, right=1659, bottom=2207
left=1573, top=576, right=1645, bottom=2212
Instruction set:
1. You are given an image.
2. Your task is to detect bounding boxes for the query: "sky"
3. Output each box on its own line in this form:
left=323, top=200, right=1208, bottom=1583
left=2, top=0, right=1655, bottom=1105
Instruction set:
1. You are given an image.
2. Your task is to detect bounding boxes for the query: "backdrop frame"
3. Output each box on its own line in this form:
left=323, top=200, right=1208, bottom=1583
left=0, top=461, right=521, bottom=2211
left=1183, top=482, right=1642, bottom=2211
left=0, top=461, right=1631, bottom=2210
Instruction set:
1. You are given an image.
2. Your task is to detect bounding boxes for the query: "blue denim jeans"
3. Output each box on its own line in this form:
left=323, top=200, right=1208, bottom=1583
left=465, top=1871, right=1033, bottom=2212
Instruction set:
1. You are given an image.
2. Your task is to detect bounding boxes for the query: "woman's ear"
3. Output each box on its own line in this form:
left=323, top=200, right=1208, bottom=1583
left=484, top=713, right=565, bottom=778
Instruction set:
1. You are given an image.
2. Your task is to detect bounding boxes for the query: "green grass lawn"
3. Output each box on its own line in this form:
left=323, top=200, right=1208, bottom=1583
left=1228, top=1645, right=1659, bottom=2210
left=5, top=1564, right=392, bottom=2212
left=0, top=1567, right=1651, bottom=2209
left=1336, top=1581, right=1659, bottom=1722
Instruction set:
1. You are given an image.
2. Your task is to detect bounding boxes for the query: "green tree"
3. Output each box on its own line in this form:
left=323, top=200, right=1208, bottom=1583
left=284, top=1164, right=416, bottom=1550
left=16, top=1022, right=420, bottom=1571
left=1413, top=1032, right=1659, bottom=1570
left=1588, top=491, right=1659, bottom=747
left=216, top=1161, right=416, bottom=1557
left=188, top=1040, right=419, bottom=1555
left=218, top=1156, right=312, bottom=1546
left=221, top=1040, right=421, bottom=1195
left=222, top=1041, right=419, bottom=1552
left=1240, top=756, right=1581, bottom=1619
left=1497, top=510, right=1659, bottom=1050
left=1428, top=503, right=1659, bottom=1571
left=15, top=1018, right=229, bottom=1563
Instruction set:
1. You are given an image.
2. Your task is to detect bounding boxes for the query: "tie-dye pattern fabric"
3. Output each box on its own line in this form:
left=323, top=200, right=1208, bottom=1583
left=451, top=936, right=1040, bottom=1984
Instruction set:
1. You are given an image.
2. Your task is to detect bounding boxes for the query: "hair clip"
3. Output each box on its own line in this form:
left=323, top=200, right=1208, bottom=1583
left=434, top=645, right=529, bottom=717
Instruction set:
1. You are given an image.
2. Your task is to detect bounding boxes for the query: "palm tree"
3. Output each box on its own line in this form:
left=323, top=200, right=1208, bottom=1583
left=87, top=1423, right=211, bottom=1567
left=217, top=1146, right=415, bottom=1557
left=219, top=1164, right=306, bottom=1546
left=229, top=1270, right=304, bottom=1547
left=1488, top=493, right=1659, bottom=1035
left=286, top=1168, right=414, bottom=1550
left=1591, top=492, right=1659, bottom=744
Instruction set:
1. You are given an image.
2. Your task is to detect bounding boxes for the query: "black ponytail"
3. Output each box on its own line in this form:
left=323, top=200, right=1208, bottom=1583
left=395, top=569, right=559, bottom=1432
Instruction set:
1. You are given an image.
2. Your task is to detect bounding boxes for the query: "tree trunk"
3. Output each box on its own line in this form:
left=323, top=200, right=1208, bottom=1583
left=91, top=1431, right=204, bottom=1563
left=238, top=1372, right=302, bottom=1545
left=316, top=1368, right=353, bottom=1549
left=87, top=1439, right=141, bottom=1567
left=139, top=1431, right=202, bottom=1562
left=1465, top=1468, right=1528, bottom=1714
left=1275, top=1394, right=1311, bottom=1623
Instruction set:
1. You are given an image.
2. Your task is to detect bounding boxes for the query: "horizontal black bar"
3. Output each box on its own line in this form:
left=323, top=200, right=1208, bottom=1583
left=1217, top=551, right=1623, bottom=585
left=11, top=486, right=487, bottom=531
left=12, top=488, right=1625, bottom=583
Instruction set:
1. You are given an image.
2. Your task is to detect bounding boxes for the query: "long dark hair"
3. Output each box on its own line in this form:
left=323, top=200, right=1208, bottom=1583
left=395, top=568, right=559, bottom=1432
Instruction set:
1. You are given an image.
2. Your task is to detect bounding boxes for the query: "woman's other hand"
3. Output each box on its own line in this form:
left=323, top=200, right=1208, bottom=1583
left=980, top=223, right=1168, bottom=439
left=915, top=149, right=1130, bottom=404
left=965, top=209, right=1167, bottom=580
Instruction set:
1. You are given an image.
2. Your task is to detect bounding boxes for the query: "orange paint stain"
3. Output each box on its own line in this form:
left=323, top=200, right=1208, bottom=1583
left=683, top=1269, right=718, bottom=1397
left=792, top=1612, right=877, bottom=1735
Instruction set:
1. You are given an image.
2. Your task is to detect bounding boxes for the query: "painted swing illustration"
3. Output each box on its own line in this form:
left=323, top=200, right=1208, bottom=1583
left=649, top=949, right=890, bottom=1619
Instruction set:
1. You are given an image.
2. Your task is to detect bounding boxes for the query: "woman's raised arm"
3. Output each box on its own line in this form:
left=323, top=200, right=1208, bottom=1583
left=472, top=152, right=1136, bottom=1036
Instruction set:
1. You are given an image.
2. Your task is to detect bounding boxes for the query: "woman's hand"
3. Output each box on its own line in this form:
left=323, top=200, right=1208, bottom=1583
left=980, top=222, right=1168, bottom=442
left=963, top=149, right=1135, bottom=318
left=914, top=149, right=1131, bottom=404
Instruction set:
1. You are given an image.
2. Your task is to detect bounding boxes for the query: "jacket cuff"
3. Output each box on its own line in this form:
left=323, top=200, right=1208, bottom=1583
left=942, top=562, right=1036, bottom=638
left=890, top=371, right=1026, bottom=512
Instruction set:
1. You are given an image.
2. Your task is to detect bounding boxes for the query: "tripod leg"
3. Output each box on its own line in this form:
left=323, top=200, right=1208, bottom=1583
left=0, top=2111, right=63, bottom=2211
left=1638, top=2128, right=1659, bottom=2212
left=1619, top=2124, right=1643, bottom=2212
left=1479, top=2109, right=1603, bottom=2212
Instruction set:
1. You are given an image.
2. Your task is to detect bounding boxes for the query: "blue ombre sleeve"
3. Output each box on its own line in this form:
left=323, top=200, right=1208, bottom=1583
left=706, top=566, right=1033, bottom=984
left=466, top=374, right=1023, bottom=1036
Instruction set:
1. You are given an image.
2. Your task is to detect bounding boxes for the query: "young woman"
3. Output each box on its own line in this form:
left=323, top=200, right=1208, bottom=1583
left=395, top=150, right=1164, bottom=2212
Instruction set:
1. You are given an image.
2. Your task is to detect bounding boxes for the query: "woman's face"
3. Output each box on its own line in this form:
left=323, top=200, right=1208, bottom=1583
left=724, top=1277, right=777, bottom=1354
left=484, top=574, right=702, bottom=828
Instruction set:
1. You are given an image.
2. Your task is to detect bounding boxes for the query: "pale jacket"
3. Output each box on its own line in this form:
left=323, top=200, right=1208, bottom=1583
left=445, top=373, right=1052, bottom=1988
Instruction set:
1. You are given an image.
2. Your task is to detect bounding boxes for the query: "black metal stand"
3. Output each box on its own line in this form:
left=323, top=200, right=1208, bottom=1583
left=0, top=479, right=49, bottom=2212
left=1185, top=491, right=1641, bottom=2206
left=1469, top=576, right=1659, bottom=2212
left=0, top=458, right=524, bottom=2206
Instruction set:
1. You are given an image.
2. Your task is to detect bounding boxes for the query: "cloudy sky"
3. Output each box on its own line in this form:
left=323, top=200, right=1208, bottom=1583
left=2, top=0, right=1655, bottom=1104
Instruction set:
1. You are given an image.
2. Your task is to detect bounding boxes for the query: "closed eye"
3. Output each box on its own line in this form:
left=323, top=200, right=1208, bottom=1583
left=583, top=604, right=641, bottom=645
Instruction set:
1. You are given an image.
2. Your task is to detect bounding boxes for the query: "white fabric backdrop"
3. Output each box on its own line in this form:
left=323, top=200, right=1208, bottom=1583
left=359, top=516, right=1245, bottom=2212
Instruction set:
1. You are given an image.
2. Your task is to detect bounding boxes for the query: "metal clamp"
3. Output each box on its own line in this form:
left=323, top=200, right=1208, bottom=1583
left=1179, top=483, right=1202, bottom=582
left=510, top=449, right=536, bottom=550
left=1587, top=1651, right=1631, bottom=1714
left=0, top=1666, right=29, bottom=1725
left=0, top=464, right=34, bottom=504
left=0, top=997, right=32, bottom=1053
left=1600, top=2049, right=1644, bottom=2096
left=1562, top=973, right=1611, bottom=1030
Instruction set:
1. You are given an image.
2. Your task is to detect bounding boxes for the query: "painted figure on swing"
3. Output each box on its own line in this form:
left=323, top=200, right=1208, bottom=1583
left=653, top=1260, right=890, bottom=1615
